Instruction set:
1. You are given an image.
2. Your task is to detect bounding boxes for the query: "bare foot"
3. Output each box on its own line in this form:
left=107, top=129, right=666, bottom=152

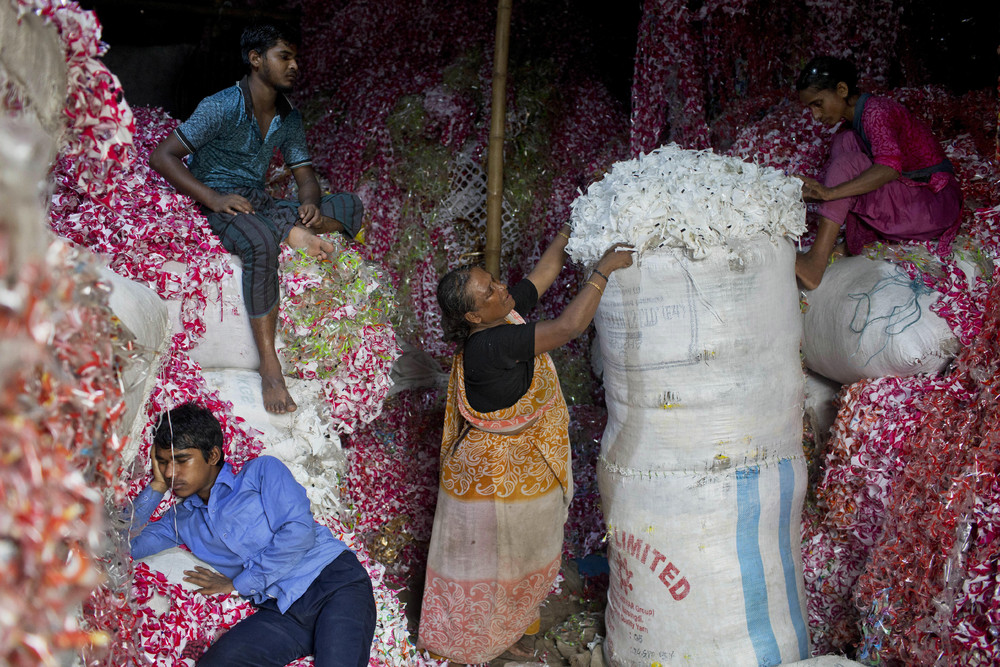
left=501, top=637, right=539, bottom=661
left=287, top=225, right=334, bottom=260
left=311, top=215, right=346, bottom=236
left=261, top=370, right=297, bottom=414
left=794, top=250, right=827, bottom=291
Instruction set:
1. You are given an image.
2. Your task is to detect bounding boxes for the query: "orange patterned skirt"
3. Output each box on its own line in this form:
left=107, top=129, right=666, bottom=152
left=418, top=340, right=571, bottom=663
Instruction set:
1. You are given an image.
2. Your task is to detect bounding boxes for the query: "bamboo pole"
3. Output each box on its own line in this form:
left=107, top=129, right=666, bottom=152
left=484, top=0, right=512, bottom=278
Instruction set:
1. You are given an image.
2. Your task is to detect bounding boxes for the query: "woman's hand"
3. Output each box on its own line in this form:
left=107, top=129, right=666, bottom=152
left=526, top=224, right=574, bottom=297
left=796, top=174, right=832, bottom=202
left=595, top=243, right=635, bottom=276
left=532, top=243, right=634, bottom=356
left=798, top=163, right=899, bottom=202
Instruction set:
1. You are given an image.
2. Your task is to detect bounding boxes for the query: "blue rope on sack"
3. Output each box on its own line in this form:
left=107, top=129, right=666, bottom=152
left=847, top=265, right=935, bottom=367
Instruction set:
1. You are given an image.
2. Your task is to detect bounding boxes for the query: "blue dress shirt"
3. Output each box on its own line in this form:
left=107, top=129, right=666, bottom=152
left=129, top=456, right=347, bottom=613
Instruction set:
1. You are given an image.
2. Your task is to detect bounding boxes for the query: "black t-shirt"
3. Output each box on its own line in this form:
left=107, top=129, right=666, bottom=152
left=463, top=279, right=538, bottom=412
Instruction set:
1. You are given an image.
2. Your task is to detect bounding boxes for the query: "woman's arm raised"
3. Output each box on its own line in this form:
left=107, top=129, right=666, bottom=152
left=533, top=244, right=633, bottom=356
left=526, top=224, right=572, bottom=298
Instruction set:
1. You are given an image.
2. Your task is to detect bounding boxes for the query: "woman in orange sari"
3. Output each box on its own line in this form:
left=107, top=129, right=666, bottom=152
left=418, top=225, right=633, bottom=663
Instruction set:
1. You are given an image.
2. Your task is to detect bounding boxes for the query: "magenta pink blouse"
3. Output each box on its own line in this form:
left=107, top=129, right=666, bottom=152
left=859, top=96, right=951, bottom=192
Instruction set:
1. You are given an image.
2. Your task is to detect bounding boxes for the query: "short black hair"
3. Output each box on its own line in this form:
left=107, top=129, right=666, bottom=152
left=240, top=22, right=300, bottom=66
left=152, top=403, right=225, bottom=466
left=437, top=264, right=479, bottom=347
left=795, top=56, right=859, bottom=97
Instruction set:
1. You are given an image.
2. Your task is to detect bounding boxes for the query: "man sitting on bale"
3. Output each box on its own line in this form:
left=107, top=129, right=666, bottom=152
left=150, top=22, right=363, bottom=414
left=128, top=402, right=376, bottom=666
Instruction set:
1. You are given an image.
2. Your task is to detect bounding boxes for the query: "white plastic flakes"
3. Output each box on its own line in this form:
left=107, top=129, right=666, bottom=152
left=568, top=143, right=806, bottom=262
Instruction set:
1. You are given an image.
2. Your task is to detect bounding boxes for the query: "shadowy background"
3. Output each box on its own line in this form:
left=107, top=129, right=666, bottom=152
left=83, top=0, right=643, bottom=120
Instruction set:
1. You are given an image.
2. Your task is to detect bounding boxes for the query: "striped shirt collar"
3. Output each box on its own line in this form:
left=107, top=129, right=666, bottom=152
left=238, top=75, right=294, bottom=119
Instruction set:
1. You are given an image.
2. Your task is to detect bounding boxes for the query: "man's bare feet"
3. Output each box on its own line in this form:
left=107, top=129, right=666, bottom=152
left=287, top=225, right=334, bottom=259
left=309, top=214, right=346, bottom=236
left=261, top=369, right=297, bottom=414
left=249, top=305, right=294, bottom=414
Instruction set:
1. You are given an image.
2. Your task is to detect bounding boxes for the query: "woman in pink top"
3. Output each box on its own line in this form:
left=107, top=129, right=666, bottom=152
left=793, top=56, right=963, bottom=289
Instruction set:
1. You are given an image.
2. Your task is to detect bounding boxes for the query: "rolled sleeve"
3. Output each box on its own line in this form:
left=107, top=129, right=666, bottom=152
left=232, top=565, right=266, bottom=597
left=176, top=90, right=237, bottom=153
left=280, top=112, right=312, bottom=170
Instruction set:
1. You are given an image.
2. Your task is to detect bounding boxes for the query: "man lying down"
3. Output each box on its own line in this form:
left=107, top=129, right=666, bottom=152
left=127, top=403, right=375, bottom=666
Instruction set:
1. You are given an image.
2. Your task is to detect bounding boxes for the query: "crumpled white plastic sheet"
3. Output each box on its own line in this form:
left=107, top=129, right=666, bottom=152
left=568, top=143, right=805, bottom=262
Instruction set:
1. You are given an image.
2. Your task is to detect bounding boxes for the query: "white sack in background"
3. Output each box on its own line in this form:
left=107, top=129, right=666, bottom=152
left=201, top=370, right=346, bottom=520
left=138, top=549, right=236, bottom=620
left=100, top=267, right=171, bottom=465
left=595, top=238, right=809, bottom=666
left=163, top=258, right=263, bottom=370
left=0, top=2, right=68, bottom=140
left=139, top=547, right=214, bottom=597
left=388, top=340, right=448, bottom=395
left=802, top=257, right=958, bottom=384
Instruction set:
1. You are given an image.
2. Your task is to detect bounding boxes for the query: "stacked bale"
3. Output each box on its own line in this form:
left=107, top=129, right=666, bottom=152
left=569, top=144, right=808, bottom=666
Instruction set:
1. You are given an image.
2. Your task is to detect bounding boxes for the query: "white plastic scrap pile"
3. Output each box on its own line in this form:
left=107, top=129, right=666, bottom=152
left=570, top=143, right=812, bottom=666
left=567, top=143, right=804, bottom=260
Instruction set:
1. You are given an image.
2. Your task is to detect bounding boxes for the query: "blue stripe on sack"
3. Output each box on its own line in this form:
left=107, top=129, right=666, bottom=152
left=736, top=467, right=781, bottom=666
left=779, top=459, right=810, bottom=659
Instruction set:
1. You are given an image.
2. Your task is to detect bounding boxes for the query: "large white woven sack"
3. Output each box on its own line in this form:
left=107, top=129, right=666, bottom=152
left=595, top=237, right=809, bottom=666
left=200, top=369, right=345, bottom=519
left=597, top=237, right=804, bottom=471
left=100, top=268, right=171, bottom=464
left=802, top=256, right=957, bottom=384
left=784, top=657, right=864, bottom=667
left=601, top=460, right=809, bottom=667
left=163, top=258, right=262, bottom=370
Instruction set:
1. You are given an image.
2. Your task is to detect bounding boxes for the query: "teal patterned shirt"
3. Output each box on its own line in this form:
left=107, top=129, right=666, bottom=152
left=175, top=76, right=312, bottom=192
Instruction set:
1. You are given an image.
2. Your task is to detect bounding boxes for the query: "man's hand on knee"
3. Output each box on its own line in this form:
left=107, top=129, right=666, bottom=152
left=210, top=193, right=255, bottom=215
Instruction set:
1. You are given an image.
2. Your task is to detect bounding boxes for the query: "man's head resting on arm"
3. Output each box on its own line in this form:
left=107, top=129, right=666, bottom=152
left=152, top=403, right=225, bottom=501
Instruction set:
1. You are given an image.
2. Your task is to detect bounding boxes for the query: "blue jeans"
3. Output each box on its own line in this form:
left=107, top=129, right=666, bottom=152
left=197, top=551, right=376, bottom=667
